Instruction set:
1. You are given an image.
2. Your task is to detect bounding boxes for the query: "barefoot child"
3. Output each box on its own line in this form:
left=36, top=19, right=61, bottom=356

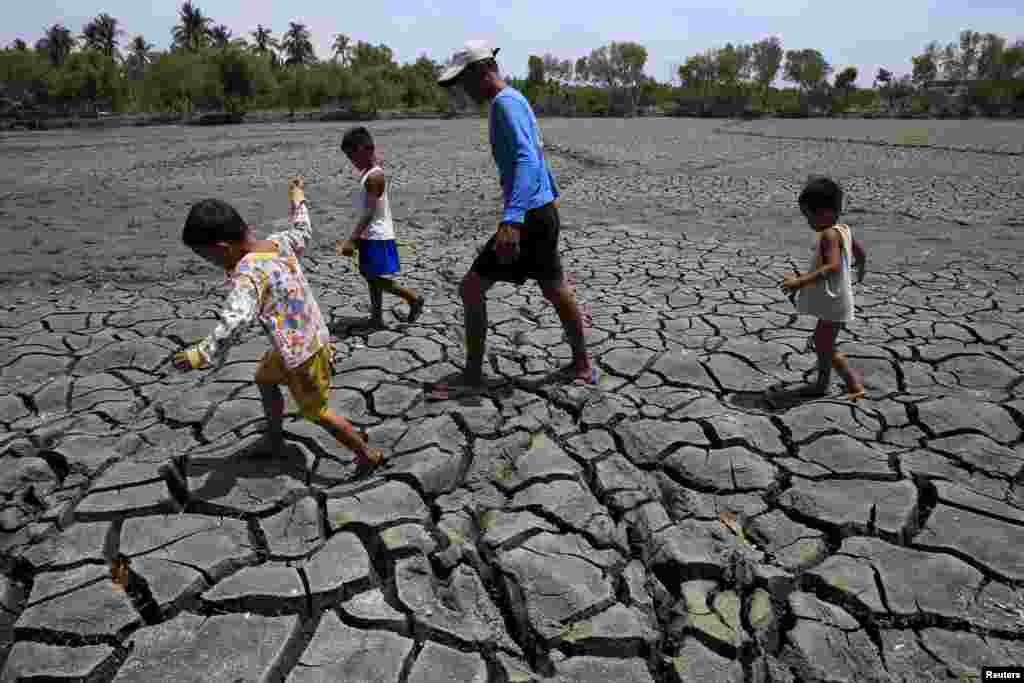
left=781, top=176, right=867, bottom=400
left=171, top=182, right=384, bottom=473
left=337, top=127, right=424, bottom=328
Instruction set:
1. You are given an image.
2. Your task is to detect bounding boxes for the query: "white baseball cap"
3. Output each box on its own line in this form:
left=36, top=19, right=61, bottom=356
left=437, top=40, right=500, bottom=86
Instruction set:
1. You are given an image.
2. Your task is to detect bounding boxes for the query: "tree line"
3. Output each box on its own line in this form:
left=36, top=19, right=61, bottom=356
left=2, top=4, right=1022, bottom=120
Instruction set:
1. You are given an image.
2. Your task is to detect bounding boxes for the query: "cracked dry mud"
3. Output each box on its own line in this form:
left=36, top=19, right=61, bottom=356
left=1, top=118, right=1023, bottom=682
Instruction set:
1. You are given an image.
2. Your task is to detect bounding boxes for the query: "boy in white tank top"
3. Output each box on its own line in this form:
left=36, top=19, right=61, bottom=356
left=780, top=177, right=867, bottom=401
left=338, top=127, right=424, bottom=328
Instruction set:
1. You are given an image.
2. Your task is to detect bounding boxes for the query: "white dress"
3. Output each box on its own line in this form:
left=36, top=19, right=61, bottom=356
left=795, top=224, right=856, bottom=323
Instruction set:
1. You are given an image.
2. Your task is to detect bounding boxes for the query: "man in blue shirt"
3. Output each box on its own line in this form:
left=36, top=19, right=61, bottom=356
left=437, top=42, right=597, bottom=393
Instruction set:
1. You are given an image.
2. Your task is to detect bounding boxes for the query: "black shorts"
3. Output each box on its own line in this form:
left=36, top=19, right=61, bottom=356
left=471, top=202, right=563, bottom=286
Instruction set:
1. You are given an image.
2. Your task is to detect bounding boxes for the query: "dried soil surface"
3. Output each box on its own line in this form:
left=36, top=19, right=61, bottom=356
left=1, top=117, right=1022, bottom=682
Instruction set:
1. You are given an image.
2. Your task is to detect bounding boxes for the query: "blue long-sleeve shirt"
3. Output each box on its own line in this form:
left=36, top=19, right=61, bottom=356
left=488, top=87, right=559, bottom=224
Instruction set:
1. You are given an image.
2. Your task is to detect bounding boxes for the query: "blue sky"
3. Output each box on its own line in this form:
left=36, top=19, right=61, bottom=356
left=4, top=0, right=1022, bottom=87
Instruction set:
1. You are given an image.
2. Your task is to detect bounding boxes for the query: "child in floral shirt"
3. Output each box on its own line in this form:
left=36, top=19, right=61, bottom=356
left=171, top=178, right=384, bottom=473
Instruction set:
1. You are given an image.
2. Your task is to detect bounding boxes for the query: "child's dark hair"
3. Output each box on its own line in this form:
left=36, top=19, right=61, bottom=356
left=799, top=176, right=843, bottom=213
left=182, top=199, right=247, bottom=247
left=342, top=126, right=374, bottom=153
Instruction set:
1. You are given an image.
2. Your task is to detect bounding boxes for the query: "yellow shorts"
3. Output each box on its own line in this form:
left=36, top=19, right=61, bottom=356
left=254, top=345, right=334, bottom=422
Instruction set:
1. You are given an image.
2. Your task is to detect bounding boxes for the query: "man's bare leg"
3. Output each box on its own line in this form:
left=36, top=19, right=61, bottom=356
left=457, top=271, right=494, bottom=388
left=257, top=382, right=286, bottom=454
left=541, top=280, right=594, bottom=382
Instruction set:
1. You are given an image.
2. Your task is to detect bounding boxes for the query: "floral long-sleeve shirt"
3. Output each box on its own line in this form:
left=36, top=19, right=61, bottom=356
left=183, top=201, right=330, bottom=370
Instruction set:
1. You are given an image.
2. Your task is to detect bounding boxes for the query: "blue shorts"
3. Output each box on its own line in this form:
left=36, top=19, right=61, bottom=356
left=357, top=239, right=400, bottom=278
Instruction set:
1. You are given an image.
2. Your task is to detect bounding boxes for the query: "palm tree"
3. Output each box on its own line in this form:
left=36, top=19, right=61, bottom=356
left=281, top=22, right=315, bottom=66
left=11, top=39, right=28, bottom=51
left=210, top=24, right=232, bottom=49
left=172, top=1, right=211, bottom=52
left=81, top=13, right=123, bottom=60
left=42, top=24, right=76, bottom=67
left=250, top=25, right=277, bottom=54
left=332, top=33, right=350, bottom=66
left=125, top=35, right=154, bottom=80
left=250, top=24, right=279, bottom=67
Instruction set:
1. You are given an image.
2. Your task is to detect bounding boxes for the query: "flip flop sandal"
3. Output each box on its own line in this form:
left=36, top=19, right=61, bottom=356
left=425, top=383, right=482, bottom=401
left=569, top=365, right=601, bottom=386
left=555, top=364, right=601, bottom=385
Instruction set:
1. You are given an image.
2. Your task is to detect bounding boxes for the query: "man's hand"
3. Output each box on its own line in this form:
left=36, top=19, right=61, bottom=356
left=494, top=223, right=521, bottom=265
left=173, top=350, right=194, bottom=372
left=780, top=273, right=804, bottom=292
left=337, top=239, right=356, bottom=257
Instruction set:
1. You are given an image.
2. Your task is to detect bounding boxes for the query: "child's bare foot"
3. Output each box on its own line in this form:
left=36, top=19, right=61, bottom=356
left=845, top=385, right=866, bottom=401
left=406, top=297, right=425, bottom=324
left=353, top=447, right=385, bottom=477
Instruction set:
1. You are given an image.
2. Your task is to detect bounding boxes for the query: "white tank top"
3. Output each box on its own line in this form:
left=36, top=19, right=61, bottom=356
left=354, top=166, right=395, bottom=241
left=795, top=224, right=856, bottom=323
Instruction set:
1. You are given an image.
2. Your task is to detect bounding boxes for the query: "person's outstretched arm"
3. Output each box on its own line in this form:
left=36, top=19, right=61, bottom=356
left=280, top=176, right=313, bottom=257
left=174, top=274, right=259, bottom=370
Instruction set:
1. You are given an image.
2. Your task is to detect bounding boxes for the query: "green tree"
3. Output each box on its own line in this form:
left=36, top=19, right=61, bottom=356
left=281, top=22, right=316, bottom=66
left=0, top=46, right=51, bottom=104
left=125, top=35, right=154, bottom=81
left=1001, top=40, right=1024, bottom=79
left=40, top=24, right=76, bottom=67
left=141, top=49, right=208, bottom=111
left=912, top=42, right=940, bottom=85
left=526, top=54, right=545, bottom=102
left=957, top=30, right=982, bottom=80
left=172, top=2, right=211, bottom=52
left=49, top=48, right=125, bottom=112
left=402, top=55, right=442, bottom=109
left=574, top=56, right=589, bottom=85
left=81, top=13, right=123, bottom=60
left=331, top=33, right=351, bottom=65
left=678, top=52, right=717, bottom=95
left=211, top=46, right=268, bottom=113
left=210, top=25, right=233, bottom=50
left=280, top=63, right=308, bottom=115
left=751, top=36, right=783, bottom=107
left=251, top=25, right=276, bottom=53
left=250, top=25, right=279, bottom=69
left=586, top=42, right=647, bottom=113
left=784, top=49, right=831, bottom=91
left=617, top=42, right=648, bottom=114
left=976, top=32, right=1006, bottom=80
left=834, top=66, right=857, bottom=109
left=11, top=39, right=28, bottom=51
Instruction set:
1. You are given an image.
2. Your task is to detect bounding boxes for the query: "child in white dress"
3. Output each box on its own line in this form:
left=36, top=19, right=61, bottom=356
left=781, top=177, right=867, bottom=400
